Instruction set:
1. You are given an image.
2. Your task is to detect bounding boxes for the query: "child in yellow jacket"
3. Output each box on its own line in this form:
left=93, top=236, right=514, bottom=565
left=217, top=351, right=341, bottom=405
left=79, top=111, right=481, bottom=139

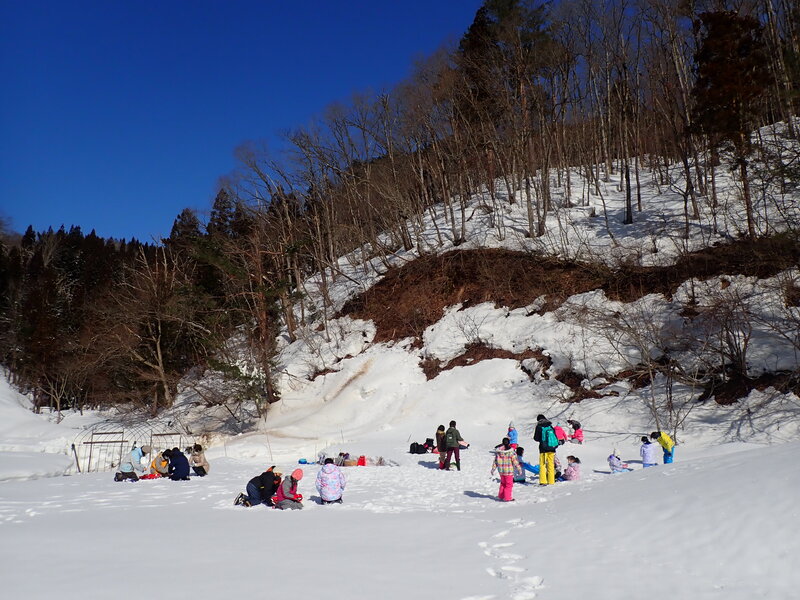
left=650, top=431, right=675, bottom=464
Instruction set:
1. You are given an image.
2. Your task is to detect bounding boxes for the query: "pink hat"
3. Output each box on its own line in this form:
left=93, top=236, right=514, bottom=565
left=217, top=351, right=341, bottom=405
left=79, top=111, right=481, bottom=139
left=291, top=468, right=304, bottom=481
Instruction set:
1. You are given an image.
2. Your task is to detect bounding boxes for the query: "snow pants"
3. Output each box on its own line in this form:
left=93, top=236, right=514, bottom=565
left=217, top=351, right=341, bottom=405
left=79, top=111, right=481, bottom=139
left=245, top=481, right=271, bottom=506
left=663, top=448, right=674, bottom=464
left=276, top=499, right=303, bottom=510
left=498, top=475, right=515, bottom=501
left=444, top=447, right=460, bottom=471
left=539, top=452, right=555, bottom=485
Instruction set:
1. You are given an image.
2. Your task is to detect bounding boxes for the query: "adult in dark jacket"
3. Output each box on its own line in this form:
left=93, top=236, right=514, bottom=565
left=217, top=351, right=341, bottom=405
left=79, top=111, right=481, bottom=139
left=533, top=414, right=558, bottom=485
left=443, top=420, right=467, bottom=471
left=236, top=467, right=282, bottom=507
left=167, top=447, right=191, bottom=481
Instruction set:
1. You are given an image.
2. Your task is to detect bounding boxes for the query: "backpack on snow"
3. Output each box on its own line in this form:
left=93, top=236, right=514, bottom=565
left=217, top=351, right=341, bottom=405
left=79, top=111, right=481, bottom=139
left=409, top=442, right=428, bottom=454
left=542, top=426, right=559, bottom=450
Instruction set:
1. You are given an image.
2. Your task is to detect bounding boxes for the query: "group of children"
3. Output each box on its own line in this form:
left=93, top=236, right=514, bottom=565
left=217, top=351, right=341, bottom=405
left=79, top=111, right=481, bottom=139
left=113, top=443, right=210, bottom=482
left=489, top=418, right=584, bottom=501
left=491, top=419, right=677, bottom=502
left=607, top=430, right=676, bottom=473
left=234, top=457, right=348, bottom=510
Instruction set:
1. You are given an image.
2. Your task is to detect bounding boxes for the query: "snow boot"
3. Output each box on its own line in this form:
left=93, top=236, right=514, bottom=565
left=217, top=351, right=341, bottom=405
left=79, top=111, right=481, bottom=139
left=234, top=493, right=246, bottom=506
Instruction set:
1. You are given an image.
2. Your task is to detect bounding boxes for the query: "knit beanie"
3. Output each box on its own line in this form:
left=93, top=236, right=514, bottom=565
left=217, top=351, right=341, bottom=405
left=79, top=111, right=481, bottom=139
left=291, top=468, right=304, bottom=481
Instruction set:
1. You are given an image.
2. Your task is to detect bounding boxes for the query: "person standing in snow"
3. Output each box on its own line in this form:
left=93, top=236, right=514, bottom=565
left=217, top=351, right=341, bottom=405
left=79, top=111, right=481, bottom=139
left=190, top=443, right=210, bottom=477
left=443, top=420, right=467, bottom=471
left=567, top=419, right=584, bottom=444
left=507, top=422, right=519, bottom=448
left=435, top=424, right=447, bottom=470
left=533, top=414, right=559, bottom=485
left=640, top=436, right=659, bottom=468
left=650, top=431, right=675, bottom=464
left=316, top=458, right=346, bottom=504
left=275, top=469, right=304, bottom=510
left=491, top=437, right=522, bottom=501
left=114, top=445, right=151, bottom=481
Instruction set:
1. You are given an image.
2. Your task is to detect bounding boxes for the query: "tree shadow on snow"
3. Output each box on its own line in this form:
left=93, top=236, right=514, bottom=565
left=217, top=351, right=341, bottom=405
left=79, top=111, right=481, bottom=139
left=417, top=460, right=443, bottom=470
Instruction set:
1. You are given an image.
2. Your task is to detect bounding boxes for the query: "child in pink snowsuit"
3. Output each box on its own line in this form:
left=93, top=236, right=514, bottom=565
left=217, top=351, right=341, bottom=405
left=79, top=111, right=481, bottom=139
left=491, top=438, right=522, bottom=502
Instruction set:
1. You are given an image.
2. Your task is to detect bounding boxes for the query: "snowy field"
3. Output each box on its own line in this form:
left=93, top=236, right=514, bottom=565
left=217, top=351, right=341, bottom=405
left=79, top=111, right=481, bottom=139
left=2, top=370, right=799, bottom=600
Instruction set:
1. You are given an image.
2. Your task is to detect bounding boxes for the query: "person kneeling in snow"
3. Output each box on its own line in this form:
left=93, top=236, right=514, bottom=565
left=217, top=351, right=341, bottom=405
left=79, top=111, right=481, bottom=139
left=166, top=447, right=191, bottom=481
left=608, top=451, right=633, bottom=473
left=236, top=467, right=282, bottom=507
left=114, top=445, right=151, bottom=481
left=190, top=443, right=210, bottom=477
left=640, top=436, right=659, bottom=468
left=150, top=450, right=170, bottom=477
left=316, top=458, right=346, bottom=504
left=567, top=419, right=584, bottom=444
left=275, top=469, right=304, bottom=510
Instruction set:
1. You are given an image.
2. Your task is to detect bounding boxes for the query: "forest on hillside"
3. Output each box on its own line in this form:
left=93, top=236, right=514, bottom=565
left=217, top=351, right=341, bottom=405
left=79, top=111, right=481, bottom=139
left=1, top=0, right=799, bottom=415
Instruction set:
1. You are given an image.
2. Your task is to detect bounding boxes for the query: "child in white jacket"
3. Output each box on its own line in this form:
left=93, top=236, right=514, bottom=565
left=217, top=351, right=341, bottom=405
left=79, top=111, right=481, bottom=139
left=640, top=436, right=659, bottom=468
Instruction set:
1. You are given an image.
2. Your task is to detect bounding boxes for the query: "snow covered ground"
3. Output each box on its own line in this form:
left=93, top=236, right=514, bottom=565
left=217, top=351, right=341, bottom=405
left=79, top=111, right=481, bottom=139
left=2, top=366, right=799, bottom=599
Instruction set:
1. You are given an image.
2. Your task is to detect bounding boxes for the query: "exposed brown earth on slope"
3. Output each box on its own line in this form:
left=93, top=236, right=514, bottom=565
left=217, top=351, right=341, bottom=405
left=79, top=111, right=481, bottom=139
left=338, top=235, right=800, bottom=402
left=340, top=235, right=800, bottom=342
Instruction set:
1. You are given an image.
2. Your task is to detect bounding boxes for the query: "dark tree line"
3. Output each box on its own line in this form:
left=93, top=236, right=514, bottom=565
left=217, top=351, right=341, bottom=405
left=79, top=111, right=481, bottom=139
left=2, top=0, right=799, bottom=415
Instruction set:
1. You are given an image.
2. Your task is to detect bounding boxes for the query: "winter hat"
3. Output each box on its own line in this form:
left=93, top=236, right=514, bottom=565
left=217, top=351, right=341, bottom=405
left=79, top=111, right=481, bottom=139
left=536, top=414, right=546, bottom=422
left=508, top=421, right=515, bottom=429
left=141, top=445, right=151, bottom=454
left=291, top=468, right=304, bottom=481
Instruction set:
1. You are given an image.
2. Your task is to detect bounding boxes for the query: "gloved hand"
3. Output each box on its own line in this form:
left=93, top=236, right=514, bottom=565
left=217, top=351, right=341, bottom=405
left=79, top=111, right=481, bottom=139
left=295, top=494, right=303, bottom=501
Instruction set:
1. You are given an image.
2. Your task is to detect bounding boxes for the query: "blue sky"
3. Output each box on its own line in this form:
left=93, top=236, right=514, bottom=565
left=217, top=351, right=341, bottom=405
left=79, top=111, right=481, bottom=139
left=0, top=0, right=483, bottom=241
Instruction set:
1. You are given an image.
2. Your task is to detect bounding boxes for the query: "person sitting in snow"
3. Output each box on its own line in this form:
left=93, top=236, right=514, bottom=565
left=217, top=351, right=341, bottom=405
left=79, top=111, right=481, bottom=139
left=443, top=420, right=467, bottom=471
left=316, top=458, right=346, bottom=504
left=275, top=469, right=304, bottom=510
left=114, top=445, right=151, bottom=481
left=513, top=446, right=538, bottom=482
left=567, top=419, right=584, bottom=444
left=491, top=437, right=522, bottom=502
left=640, top=436, right=659, bottom=468
left=559, top=455, right=581, bottom=481
left=507, top=422, right=519, bottom=448
left=166, top=447, right=191, bottom=481
left=236, top=466, right=282, bottom=507
left=650, top=431, right=675, bottom=464
left=190, top=443, right=210, bottom=477
left=608, top=450, right=633, bottom=473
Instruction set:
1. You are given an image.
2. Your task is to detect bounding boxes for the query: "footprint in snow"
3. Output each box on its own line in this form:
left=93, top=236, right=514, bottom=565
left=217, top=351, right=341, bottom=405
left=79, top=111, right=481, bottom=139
left=501, top=565, right=526, bottom=573
left=492, top=529, right=510, bottom=538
